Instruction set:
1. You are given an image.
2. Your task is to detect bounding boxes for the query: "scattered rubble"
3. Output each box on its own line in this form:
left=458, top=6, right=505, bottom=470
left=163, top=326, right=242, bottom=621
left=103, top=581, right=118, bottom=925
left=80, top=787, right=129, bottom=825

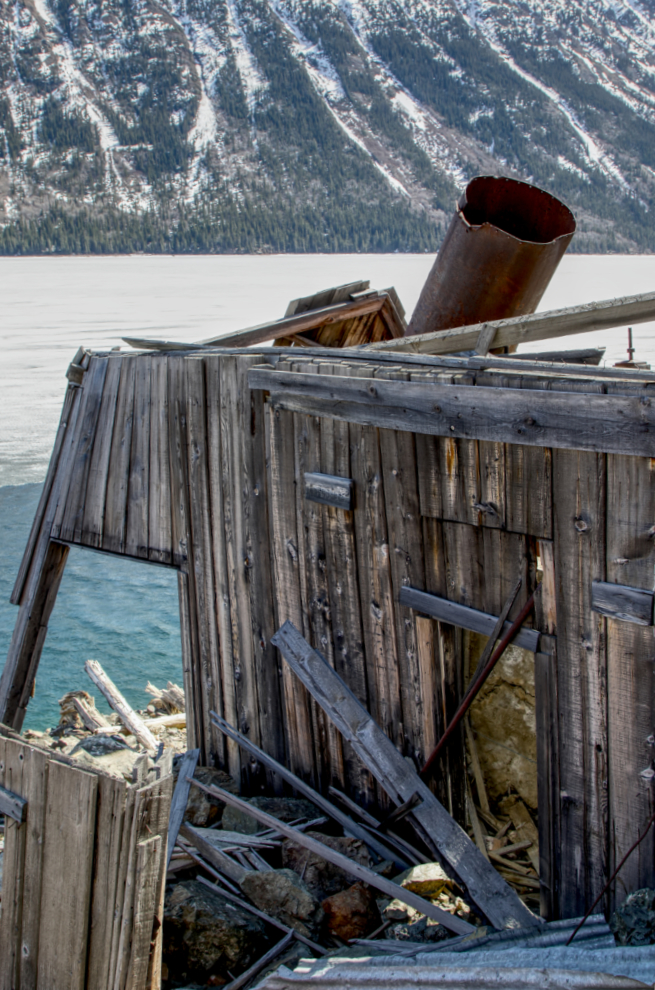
left=322, top=882, right=380, bottom=941
left=611, top=888, right=655, bottom=946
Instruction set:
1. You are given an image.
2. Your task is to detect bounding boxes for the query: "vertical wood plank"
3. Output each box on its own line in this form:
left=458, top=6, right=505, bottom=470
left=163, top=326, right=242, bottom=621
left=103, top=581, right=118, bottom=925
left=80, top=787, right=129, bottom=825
left=124, top=836, right=161, bottom=990
left=294, top=403, right=345, bottom=794
left=59, top=355, right=110, bottom=544
left=81, top=355, right=122, bottom=549
left=16, top=741, right=49, bottom=990
left=86, top=774, right=128, bottom=990
left=478, top=441, right=506, bottom=530
left=103, top=355, right=137, bottom=555
left=376, top=369, right=426, bottom=765
left=606, top=454, right=655, bottom=910
left=265, top=401, right=316, bottom=784
left=108, top=786, right=137, bottom=990
left=148, top=355, right=172, bottom=565
left=125, top=354, right=152, bottom=559
left=505, top=444, right=553, bottom=539
left=37, top=760, right=98, bottom=990
left=185, top=357, right=221, bottom=762
left=206, top=354, right=239, bottom=776
left=0, top=737, right=27, bottom=990
left=552, top=446, right=607, bottom=919
left=349, top=382, right=403, bottom=759
left=535, top=636, right=560, bottom=921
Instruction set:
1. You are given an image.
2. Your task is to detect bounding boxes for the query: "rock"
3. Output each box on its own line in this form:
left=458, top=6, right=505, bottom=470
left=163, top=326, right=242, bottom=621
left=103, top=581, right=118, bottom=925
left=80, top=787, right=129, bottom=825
left=222, top=797, right=320, bottom=835
left=240, top=869, right=322, bottom=938
left=163, top=879, right=269, bottom=984
left=321, top=882, right=380, bottom=941
left=172, top=759, right=238, bottom=828
left=385, top=916, right=452, bottom=943
left=394, top=861, right=458, bottom=899
left=281, top=833, right=370, bottom=901
left=611, top=888, right=655, bottom=945
left=69, top=734, right=140, bottom=780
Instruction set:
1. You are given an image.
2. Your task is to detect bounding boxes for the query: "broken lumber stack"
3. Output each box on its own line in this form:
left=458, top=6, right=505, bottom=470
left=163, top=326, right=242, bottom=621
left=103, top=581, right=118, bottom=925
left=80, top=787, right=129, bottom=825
left=0, top=725, right=173, bottom=990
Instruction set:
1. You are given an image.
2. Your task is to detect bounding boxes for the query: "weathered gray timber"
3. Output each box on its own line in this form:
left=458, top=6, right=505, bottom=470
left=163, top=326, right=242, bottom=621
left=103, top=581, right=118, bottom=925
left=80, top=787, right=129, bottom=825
left=399, top=587, right=540, bottom=652
left=271, top=620, right=539, bottom=931
left=247, top=367, right=655, bottom=456
left=591, top=581, right=654, bottom=625
left=368, top=288, right=655, bottom=355
left=304, top=471, right=354, bottom=509
left=0, top=781, right=27, bottom=822
left=166, top=748, right=200, bottom=867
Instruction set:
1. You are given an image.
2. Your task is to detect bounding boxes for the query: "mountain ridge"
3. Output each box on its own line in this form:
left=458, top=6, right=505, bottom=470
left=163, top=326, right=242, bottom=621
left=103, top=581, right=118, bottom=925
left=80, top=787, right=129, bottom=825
left=1, top=0, right=655, bottom=253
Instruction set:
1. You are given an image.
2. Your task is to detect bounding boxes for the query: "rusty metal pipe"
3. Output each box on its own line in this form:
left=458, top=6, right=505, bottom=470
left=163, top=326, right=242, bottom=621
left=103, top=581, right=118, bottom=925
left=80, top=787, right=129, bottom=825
left=408, top=176, right=576, bottom=338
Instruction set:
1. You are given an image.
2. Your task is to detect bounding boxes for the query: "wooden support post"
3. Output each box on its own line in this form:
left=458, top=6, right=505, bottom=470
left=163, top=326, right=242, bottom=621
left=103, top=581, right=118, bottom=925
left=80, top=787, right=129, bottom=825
left=0, top=540, right=70, bottom=729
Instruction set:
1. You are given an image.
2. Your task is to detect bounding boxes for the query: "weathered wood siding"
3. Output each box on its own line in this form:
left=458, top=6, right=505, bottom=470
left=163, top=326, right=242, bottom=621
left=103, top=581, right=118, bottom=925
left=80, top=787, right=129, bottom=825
left=3, top=348, right=655, bottom=921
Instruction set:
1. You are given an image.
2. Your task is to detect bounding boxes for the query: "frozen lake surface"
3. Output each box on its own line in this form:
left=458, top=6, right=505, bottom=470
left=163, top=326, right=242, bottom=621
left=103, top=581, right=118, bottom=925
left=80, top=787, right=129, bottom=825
left=1, top=253, right=654, bottom=728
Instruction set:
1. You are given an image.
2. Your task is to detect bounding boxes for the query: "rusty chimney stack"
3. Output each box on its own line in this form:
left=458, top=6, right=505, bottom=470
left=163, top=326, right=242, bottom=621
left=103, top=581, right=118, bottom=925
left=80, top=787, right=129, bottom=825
left=407, top=176, right=576, bottom=339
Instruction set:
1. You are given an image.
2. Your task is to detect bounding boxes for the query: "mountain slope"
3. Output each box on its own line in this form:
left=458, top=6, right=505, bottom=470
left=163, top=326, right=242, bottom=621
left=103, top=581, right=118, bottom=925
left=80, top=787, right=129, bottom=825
left=1, top=0, right=655, bottom=252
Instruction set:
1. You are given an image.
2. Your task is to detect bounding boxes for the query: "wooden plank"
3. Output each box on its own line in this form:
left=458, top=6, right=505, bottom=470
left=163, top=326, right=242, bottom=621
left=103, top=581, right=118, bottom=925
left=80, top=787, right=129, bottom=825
left=535, top=637, right=560, bottom=921
left=219, top=354, right=283, bottom=789
left=86, top=774, right=129, bottom=990
left=606, top=454, right=655, bottom=910
left=291, top=371, right=345, bottom=795
left=537, top=539, right=557, bottom=635
left=185, top=357, right=221, bottom=760
left=124, top=835, right=162, bottom=990
left=37, top=759, right=98, bottom=990
left=125, top=354, right=151, bottom=558
left=304, top=471, right=353, bottom=509
left=108, top=784, right=137, bottom=990
left=0, top=737, right=27, bottom=990
left=0, top=539, right=70, bottom=730
left=198, top=293, right=393, bottom=348
left=318, top=387, right=372, bottom=805
left=265, top=400, right=317, bottom=784
left=272, top=620, right=539, bottom=930
left=59, top=355, right=110, bottom=544
left=103, top=354, right=137, bottom=555
left=148, top=354, right=173, bottom=565
left=285, top=280, right=370, bottom=316
left=190, top=777, right=475, bottom=936
left=85, top=659, right=158, bottom=752
left=211, top=713, right=407, bottom=867
left=375, top=368, right=426, bottom=768
left=0, top=781, right=26, bottom=821
left=416, top=432, right=481, bottom=527
left=248, top=367, right=655, bottom=458
left=505, top=444, right=553, bottom=540
left=167, top=748, right=200, bottom=868
left=179, top=823, right=248, bottom=884
left=205, top=354, right=239, bottom=776
left=591, top=580, right=653, bottom=625
left=370, top=287, right=655, bottom=355
left=348, top=371, right=403, bottom=763
left=552, top=445, right=607, bottom=919
left=398, top=586, right=540, bottom=652
left=11, top=382, right=77, bottom=603
left=80, top=353, right=122, bottom=549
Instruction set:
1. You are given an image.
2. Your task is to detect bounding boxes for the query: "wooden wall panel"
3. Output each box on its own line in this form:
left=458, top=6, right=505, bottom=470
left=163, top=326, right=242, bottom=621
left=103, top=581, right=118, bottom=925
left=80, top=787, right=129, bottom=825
left=606, top=454, right=655, bottom=910
left=553, top=447, right=608, bottom=918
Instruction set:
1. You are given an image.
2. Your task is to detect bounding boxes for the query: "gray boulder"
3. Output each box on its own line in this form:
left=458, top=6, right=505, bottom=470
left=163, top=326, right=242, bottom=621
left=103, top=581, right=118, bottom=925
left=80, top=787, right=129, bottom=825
left=240, top=869, right=322, bottom=938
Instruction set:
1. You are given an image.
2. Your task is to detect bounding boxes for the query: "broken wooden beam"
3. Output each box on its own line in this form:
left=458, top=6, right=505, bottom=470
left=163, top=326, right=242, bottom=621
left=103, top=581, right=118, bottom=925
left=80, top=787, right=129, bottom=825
left=84, top=660, right=158, bottom=752
left=0, top=782, right=27, bottom=823
left=210, top=712, right=409, bottom=869
left=304, top=472, right=353, bottom=510
left=166, top=748, right=200, bottom=868
left=591, top=581, right=653, bottom=626
left=270, top=620, right=540, bottom=931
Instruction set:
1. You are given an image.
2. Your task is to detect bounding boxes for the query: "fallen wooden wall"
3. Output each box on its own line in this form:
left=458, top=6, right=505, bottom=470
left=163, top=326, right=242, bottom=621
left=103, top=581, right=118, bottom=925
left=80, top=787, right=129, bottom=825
left=2, top=347, right=654, bottom=921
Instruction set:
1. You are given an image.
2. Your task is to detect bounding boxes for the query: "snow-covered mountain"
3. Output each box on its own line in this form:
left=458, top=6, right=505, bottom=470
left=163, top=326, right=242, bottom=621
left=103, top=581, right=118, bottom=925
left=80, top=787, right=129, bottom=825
left=1, top=0, right=655, bottom=252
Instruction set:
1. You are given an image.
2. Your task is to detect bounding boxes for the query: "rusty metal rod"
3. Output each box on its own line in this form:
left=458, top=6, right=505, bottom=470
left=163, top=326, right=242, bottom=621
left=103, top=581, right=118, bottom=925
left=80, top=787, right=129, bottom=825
left=420, top=589, right=537, bottom=780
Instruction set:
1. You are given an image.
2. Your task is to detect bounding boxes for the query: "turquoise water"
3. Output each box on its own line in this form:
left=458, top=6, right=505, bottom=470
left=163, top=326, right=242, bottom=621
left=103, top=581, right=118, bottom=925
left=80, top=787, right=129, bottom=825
left=0, top=483, right=182, bottom=729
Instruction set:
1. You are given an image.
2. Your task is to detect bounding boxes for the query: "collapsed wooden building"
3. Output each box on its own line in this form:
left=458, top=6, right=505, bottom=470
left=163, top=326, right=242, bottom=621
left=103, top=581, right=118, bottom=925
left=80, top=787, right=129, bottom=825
left=3, top=275, right=655, bottom=930
left=3, top=177, right=655, bottom=987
